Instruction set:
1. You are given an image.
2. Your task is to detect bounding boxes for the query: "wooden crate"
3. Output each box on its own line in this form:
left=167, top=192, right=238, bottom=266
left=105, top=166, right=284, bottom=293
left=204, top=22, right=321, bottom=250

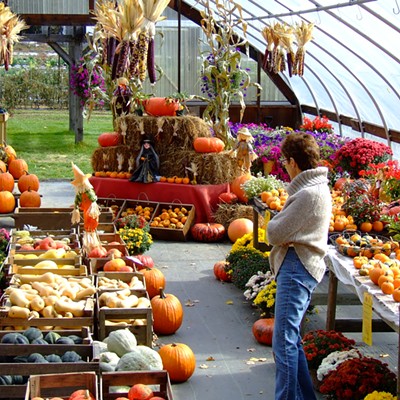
left=96, top=271, right=146, bottom=292
left=101, top=371, right=173, bottom=400
left=97, top=198, right=127, bottom=221
left=116, top=199, right=158, bottom=222
left=90, top=257, right=141, bottom=275
left=8, top=248, right=82, bottom=266
left=96, top=291, right=152, bottom=346
left=25, top=371, right=98, bottom=400
left=0, top=344, right=98, bottom=400
left=150, top=203, right=195, bottom=241
left=13, top=207, right=76, bottom=230
left=9, top=263, right=88, bottom=276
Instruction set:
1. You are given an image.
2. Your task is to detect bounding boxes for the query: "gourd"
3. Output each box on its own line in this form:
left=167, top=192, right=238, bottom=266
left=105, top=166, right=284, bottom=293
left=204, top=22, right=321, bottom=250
left=134, top=254, right=154, bottom=269
left=106, top=329, right=137, bottom=357
left=99, top=351, right=120, bottom=372
left=8, top=158, right=28, bottom=179
left=213, top=261, right=232, bottom=282
left=218, top=191, right=238, bottom=204
left=151, top=288, right=184, bottom=335
left=142, top=267, right=166, bottom=299
left=56, top=336, right=75, bottom=345
left=68, top=334, right=83, bottom=344
left=190, top=223, right=226, bottom=242
left=158, top=343, right=196, bottom=382
left=1, top=332, right=30, bottom=344
left=27, top=353, right=48, bottom=363
left=45, top=354, right=62, bottom=363
left=193, top=137, right=225, bottom=153
left=0, top=375, right=13, bottom=385
left=116, top=346, right=163, bottom=371
left=23, top=327, right=43, bottom=343
left=12, top=375, right=25, bottom=384
left=44, top=331, right=61, bottom=344
left=31, top=338, right=48, bottom=345
left=8, top=305, right=30, bottom=318
left=128, top=384, right=153, bottom=400
left=143, top=97, right=180, bottom=116
left=61, top=351, right=82, bottom=362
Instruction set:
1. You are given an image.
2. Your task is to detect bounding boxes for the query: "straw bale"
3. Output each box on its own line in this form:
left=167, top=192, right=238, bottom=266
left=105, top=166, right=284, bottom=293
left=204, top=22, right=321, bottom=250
left=91, top=145, right=137, bottom=172
left=213, top=203, right=265, bottom=229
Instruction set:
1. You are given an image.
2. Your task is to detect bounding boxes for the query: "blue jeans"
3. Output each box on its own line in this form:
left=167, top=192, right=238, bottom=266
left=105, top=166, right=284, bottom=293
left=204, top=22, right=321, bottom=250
left=272, top=248, right=318, bottom=400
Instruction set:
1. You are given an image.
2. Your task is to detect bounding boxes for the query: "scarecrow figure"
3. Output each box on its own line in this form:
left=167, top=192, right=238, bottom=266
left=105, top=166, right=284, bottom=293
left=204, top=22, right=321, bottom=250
left=230, top=127, right=257, bottom=173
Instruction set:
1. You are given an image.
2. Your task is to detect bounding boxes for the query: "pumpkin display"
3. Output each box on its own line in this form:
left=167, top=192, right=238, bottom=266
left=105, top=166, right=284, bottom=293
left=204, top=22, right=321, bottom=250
left=0, top=160, right=6, bottom=173
left=8, top=158, right=28, bottom=179
left=0, top=170, right=14, bottom=192
left=17, top=171, right=40, bottom=192
left=143, top=97, right=180, bottom=116
left=19, top=188, right=41, bottom=207
left=151, top=288, right=183, bottom=335
left=158, top=343, right=196, bottom=383
left=193, top=137, right=225, bottom=153
left=227, top=218, right=253, bottom=243
left=142, top=267, right=166, bottom=299
left=190, top=222, right=226, bottom=242
left=0, top=190, right=15, bottom=213
left=213, top=260, right=231, bottom=282
left=98, top=132, right=122, bottom=147
left=218, top=191, right=238, bottom=204
left=230, top=173, right=252, bottom=203
left=252, top=318, right=274, bottom=345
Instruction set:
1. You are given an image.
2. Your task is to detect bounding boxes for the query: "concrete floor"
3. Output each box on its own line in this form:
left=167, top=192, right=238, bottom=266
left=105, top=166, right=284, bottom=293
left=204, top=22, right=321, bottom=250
left=2, top=180, right=398, bottom=399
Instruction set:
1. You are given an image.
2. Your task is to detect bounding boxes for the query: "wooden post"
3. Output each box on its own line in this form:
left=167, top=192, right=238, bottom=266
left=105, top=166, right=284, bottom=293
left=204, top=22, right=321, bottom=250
left=326, top=268, right=339, bottom=330
left=0, top=112, right=8, bottom=143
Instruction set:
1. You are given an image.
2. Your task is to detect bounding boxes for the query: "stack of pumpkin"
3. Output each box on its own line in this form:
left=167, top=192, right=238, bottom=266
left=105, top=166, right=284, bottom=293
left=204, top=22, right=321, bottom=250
left=0, top=142, right=41, bottom=214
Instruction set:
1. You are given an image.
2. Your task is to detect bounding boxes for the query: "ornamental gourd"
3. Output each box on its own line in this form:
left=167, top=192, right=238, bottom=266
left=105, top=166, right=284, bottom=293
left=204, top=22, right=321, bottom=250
left=151, top=288, right=183, bottom=335
left=190, top=223, right=226, bottom=242
left=98, top=132, right=122, bottom=147
left=158, top=343, right=196, bottom=383
left=193, top=137, right=225, bottom=153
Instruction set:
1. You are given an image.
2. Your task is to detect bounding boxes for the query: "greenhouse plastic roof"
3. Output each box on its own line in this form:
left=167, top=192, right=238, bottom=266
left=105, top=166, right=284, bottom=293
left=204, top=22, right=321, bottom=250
left=185, top=0, right=400, bottom=142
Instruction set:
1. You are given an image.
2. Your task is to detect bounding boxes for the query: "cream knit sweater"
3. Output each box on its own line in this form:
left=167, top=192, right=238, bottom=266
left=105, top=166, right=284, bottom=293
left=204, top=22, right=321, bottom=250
left=267, top=166, right=332, bottom=283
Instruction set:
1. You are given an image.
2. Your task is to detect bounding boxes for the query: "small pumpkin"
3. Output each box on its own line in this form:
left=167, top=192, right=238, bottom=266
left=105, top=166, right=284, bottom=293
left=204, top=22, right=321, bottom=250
left=17, top=171, right=40, bottom=193
left=98, top=132, right=122, bottom=147
left=134, top=254, right=154, bottom=269
left=128, top=384, right=153, bottom=400
left=8, top=158, right=28, bottom=179
left=158, top=343, right=196, bottom=383
left=218, top=191, right=238, bottom=204
left=213, top=260, right=231, bottom=282
left=227, top=218, right=253, bottom=243
left=193, top=137, right=225, bottom=153
left=0, top=170, right=15, bottom=192
left=88, top=246, right=108, bottom=258
left=19, top=188, right=41, bottom=207
left=151, top=288, right=184, bottom=335
left=4, top=144, right=17, bottom=164
left=191, top=223, right=226, bottom=242
left=69, top=389, right=96, bottom=400
left=0, top=190, right=15, bottom=213
left=142, top=267, right=166, bottom=299
left=143, top=97, right=180, bottom=116
left=252, top=318, right=274, bottom=345
left=0, top=160, right=6, bottom=173
left=230, top=173, right=252, bottom=203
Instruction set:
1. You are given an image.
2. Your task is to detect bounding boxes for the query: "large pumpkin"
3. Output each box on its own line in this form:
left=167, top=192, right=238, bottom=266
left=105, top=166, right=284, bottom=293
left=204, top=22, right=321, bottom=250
left=252, top=318, right=274, bottom=345
left=8, top=158, right=28, bottom=179
left=98, top=132, right=122, bottom=147
left=0, top=171, right=15, bottom=192
left=17, top=171, right=40, bottom=193
left=227, top=218, right=253, bottom=243
left=0, top=190, right=15, bottom=213
left=143, top=97, right=180, bottom=116
left=142, top=267, right=166, bottom=299
left=19, top=188, right=41, bottom=208
left=151, top=288, right=183, bottom=335
left=230, top=173, right=252, bottom=203
left=213, top=260, right=231, bottom=282
left=190, top=223, right=226, bottom=242
left=158, top=343, right=196, bottom=383
left=193, top=137, right=225, bottom=153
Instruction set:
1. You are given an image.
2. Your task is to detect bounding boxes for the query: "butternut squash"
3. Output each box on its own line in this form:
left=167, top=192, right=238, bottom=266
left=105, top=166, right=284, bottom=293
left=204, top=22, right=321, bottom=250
left=29, top=296, right=45, bottom=312
left=17, top=272, right=56, bottom=285
left=54, top=299, right=85, bottom=317
left=9, top=289, right=30, bottom=308
left=75, top=287, right=96, bottom=301
left=8, top=306, right=30, bottom=319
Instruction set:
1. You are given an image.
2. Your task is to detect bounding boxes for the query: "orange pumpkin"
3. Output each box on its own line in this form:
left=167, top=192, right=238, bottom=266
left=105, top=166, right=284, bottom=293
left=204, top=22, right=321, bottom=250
left=98, top=132, right=122, bottom=147
left=252, top=318, right=275, bottom=345
left=142, top=267, right=166, bottom=299
left=193, top=137, right=225, bottom=153
left=213, top=260, right=231, bottom=282
left=17, top=171, right=40, bottom=193
left=360, top=221, right=373, bottom=233
left=227, top=218, right=253, bottom=243
left=218, top=191, right=238, bottom=204
left=151, top=288, right=184, bottom=335
left=69, top=389, right=95, bottom=400
left=104, top=258, right=126, bottom=271
left=158, top=343, right=196, bottom=383
left=143, top=97, right=180, bottom=116
left=0, top=170, right=15, bottom=192
left=19, top=188, right=41, bottom=207
left=230, top=173, right=252, bottom=203
left=4, top=144, right=17, bottom=164
left=0, top=160, right=6, bottom=173
left=8, top=158, right=28, bottom=179
left=0, top=190, right=15, bottom=213
left=128, top=384, right=153, bottom=400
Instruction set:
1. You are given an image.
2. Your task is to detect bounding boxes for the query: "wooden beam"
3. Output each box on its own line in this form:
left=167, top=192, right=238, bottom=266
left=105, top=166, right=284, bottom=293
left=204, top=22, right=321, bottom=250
left=19, top=14, right=96, bottom=26
left=48, top=42, right=72, bottom=66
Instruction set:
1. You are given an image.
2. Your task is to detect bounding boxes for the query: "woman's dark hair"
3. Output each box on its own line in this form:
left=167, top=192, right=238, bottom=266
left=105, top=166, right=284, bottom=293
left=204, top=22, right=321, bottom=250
left=280, top=133, right=320, bottom=170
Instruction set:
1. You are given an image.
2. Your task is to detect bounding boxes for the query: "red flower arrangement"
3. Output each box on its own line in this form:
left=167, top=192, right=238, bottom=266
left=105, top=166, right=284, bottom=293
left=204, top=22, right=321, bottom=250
left=319, top=356, right=397, bottom=400
left=331, top=138, right=392, bottom=178
left=302, top=329, right=356, bottom=370
left=300, top=115, right=333, bottom=133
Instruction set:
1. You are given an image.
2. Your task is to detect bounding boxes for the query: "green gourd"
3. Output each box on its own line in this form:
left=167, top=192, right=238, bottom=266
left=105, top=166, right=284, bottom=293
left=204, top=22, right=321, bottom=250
left=106, top=329, right=137, bottom=357
left=12, top=375, right=24, bottom=384
left=27, top=353, right=48, bottom=363
left=23, top=327, right=43, bottom=343
left=45, top=354, right=62, bottom=363
left=31, top=338, right=48, bottom=345
left=61, top=351, right=82, bottom=362
left=55, top=337, right=75, bottom=345
left=44, top=331, right=61, bottom=344
left=68, top=334, right=83, bottom=344
left=1, top=332, right=29, bottom=344
left=116, top=346, right=163, bottom=371
left=0, top=375, right=13, bottom=385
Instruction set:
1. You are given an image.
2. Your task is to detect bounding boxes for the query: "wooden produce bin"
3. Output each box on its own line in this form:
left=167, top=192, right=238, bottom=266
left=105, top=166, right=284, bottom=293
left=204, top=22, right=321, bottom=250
left=81, top=222, right=116, bottom=234
left=101, top=371, right=173, bottom=400
left=7, top=248, right=82, bottom=266
left=96, top=290, right=152, bottom=346
left=90, top=257, right=141, bottom=275
left=97, top=197, right=127, bottom=221
left=13, top=208, right=76, bottom=230
left=150, top=203, right=195, bottom=241
left=116, top=199, right=158, bottom=222
left=0, top=343, right=98, bottom=399
left=9, top=262, right=88, bottom=276
left=25, top=371, right=98, bottom=400
left=96, top=271, right=146, bottom=292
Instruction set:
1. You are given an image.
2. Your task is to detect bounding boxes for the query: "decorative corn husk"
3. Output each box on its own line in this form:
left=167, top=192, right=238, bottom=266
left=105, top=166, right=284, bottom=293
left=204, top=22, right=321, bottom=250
left=293, top=21, right=314, bottom=76
left=0, top=3, right=29, bottom=71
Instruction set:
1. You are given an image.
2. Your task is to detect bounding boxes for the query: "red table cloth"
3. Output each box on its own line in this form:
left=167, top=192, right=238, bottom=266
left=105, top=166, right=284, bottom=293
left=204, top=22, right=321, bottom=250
left=89, top=177, right=229, bottom=223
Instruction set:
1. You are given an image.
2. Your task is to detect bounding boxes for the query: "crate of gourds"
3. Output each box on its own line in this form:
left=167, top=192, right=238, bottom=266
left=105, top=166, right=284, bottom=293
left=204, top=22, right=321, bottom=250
left=149, top=202, right=195, bottom=241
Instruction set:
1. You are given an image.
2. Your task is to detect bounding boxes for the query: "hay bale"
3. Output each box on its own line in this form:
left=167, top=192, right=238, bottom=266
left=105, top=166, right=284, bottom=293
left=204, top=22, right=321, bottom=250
left=213, top=203, right=265, bottom=229
left=91, top=145, right=137, bottom=172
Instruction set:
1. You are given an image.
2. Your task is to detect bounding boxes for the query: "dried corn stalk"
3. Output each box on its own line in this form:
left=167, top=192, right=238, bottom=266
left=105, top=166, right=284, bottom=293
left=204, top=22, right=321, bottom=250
left=0, top=3, right=28, bottom=71
left=293, top=21, right=314, bottom=77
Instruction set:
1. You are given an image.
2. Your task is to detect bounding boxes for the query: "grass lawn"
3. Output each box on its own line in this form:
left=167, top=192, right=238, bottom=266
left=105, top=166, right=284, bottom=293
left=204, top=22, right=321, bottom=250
left=6, top=109, right=114, bottom=180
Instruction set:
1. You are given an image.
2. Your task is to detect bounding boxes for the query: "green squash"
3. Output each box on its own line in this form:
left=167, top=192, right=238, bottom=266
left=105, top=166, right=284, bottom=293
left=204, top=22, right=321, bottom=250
left=68, top=334, right=83, bottom=344
left=45, top=354, right=62, bottom=363
left=61, top=351, right=82, bottom=362
left=44, top=331, right=61, bottom=344
left=106, top=329, right=137, bottom=357
left=0, top=375, right=13, bottom=385
left=55, top=337, right=75, bottom=345
left=1, top=332, right=29, bottom=344
left=27, top=353, right=48, bottom=363
left=23, top=327, right=43, bottom=343
left=31, top=338, right=48, bottom=345
left=116, top=346, right=163, bottom=371
left=12, top=375, right=24, bottom=384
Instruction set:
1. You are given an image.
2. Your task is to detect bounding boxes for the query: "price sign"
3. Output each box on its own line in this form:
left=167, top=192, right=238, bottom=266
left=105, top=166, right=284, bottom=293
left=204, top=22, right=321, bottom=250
left=362, top=292, right=373, bottom=346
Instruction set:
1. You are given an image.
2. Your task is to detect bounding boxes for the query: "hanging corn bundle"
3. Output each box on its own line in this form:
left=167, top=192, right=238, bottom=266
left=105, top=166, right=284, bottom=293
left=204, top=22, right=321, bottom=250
left=137, top=0, right=170, bottom=84
left=261, top=25, right=274, bottom=71
left=293, top=21, right=314, bottom=77
left=270, top=22, right=282, bottom=74
left=0, top=3, right=28, bottom=71
left=276, top=23, right=295, bottom=77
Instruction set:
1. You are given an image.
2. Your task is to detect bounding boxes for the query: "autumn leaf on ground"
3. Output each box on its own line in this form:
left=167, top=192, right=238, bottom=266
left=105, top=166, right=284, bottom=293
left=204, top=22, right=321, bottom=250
left=185, top=299, right=199, bottom=307
left=226, top=300, right=234, bottom=305
left=206, top=356, right=215, bottom=361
